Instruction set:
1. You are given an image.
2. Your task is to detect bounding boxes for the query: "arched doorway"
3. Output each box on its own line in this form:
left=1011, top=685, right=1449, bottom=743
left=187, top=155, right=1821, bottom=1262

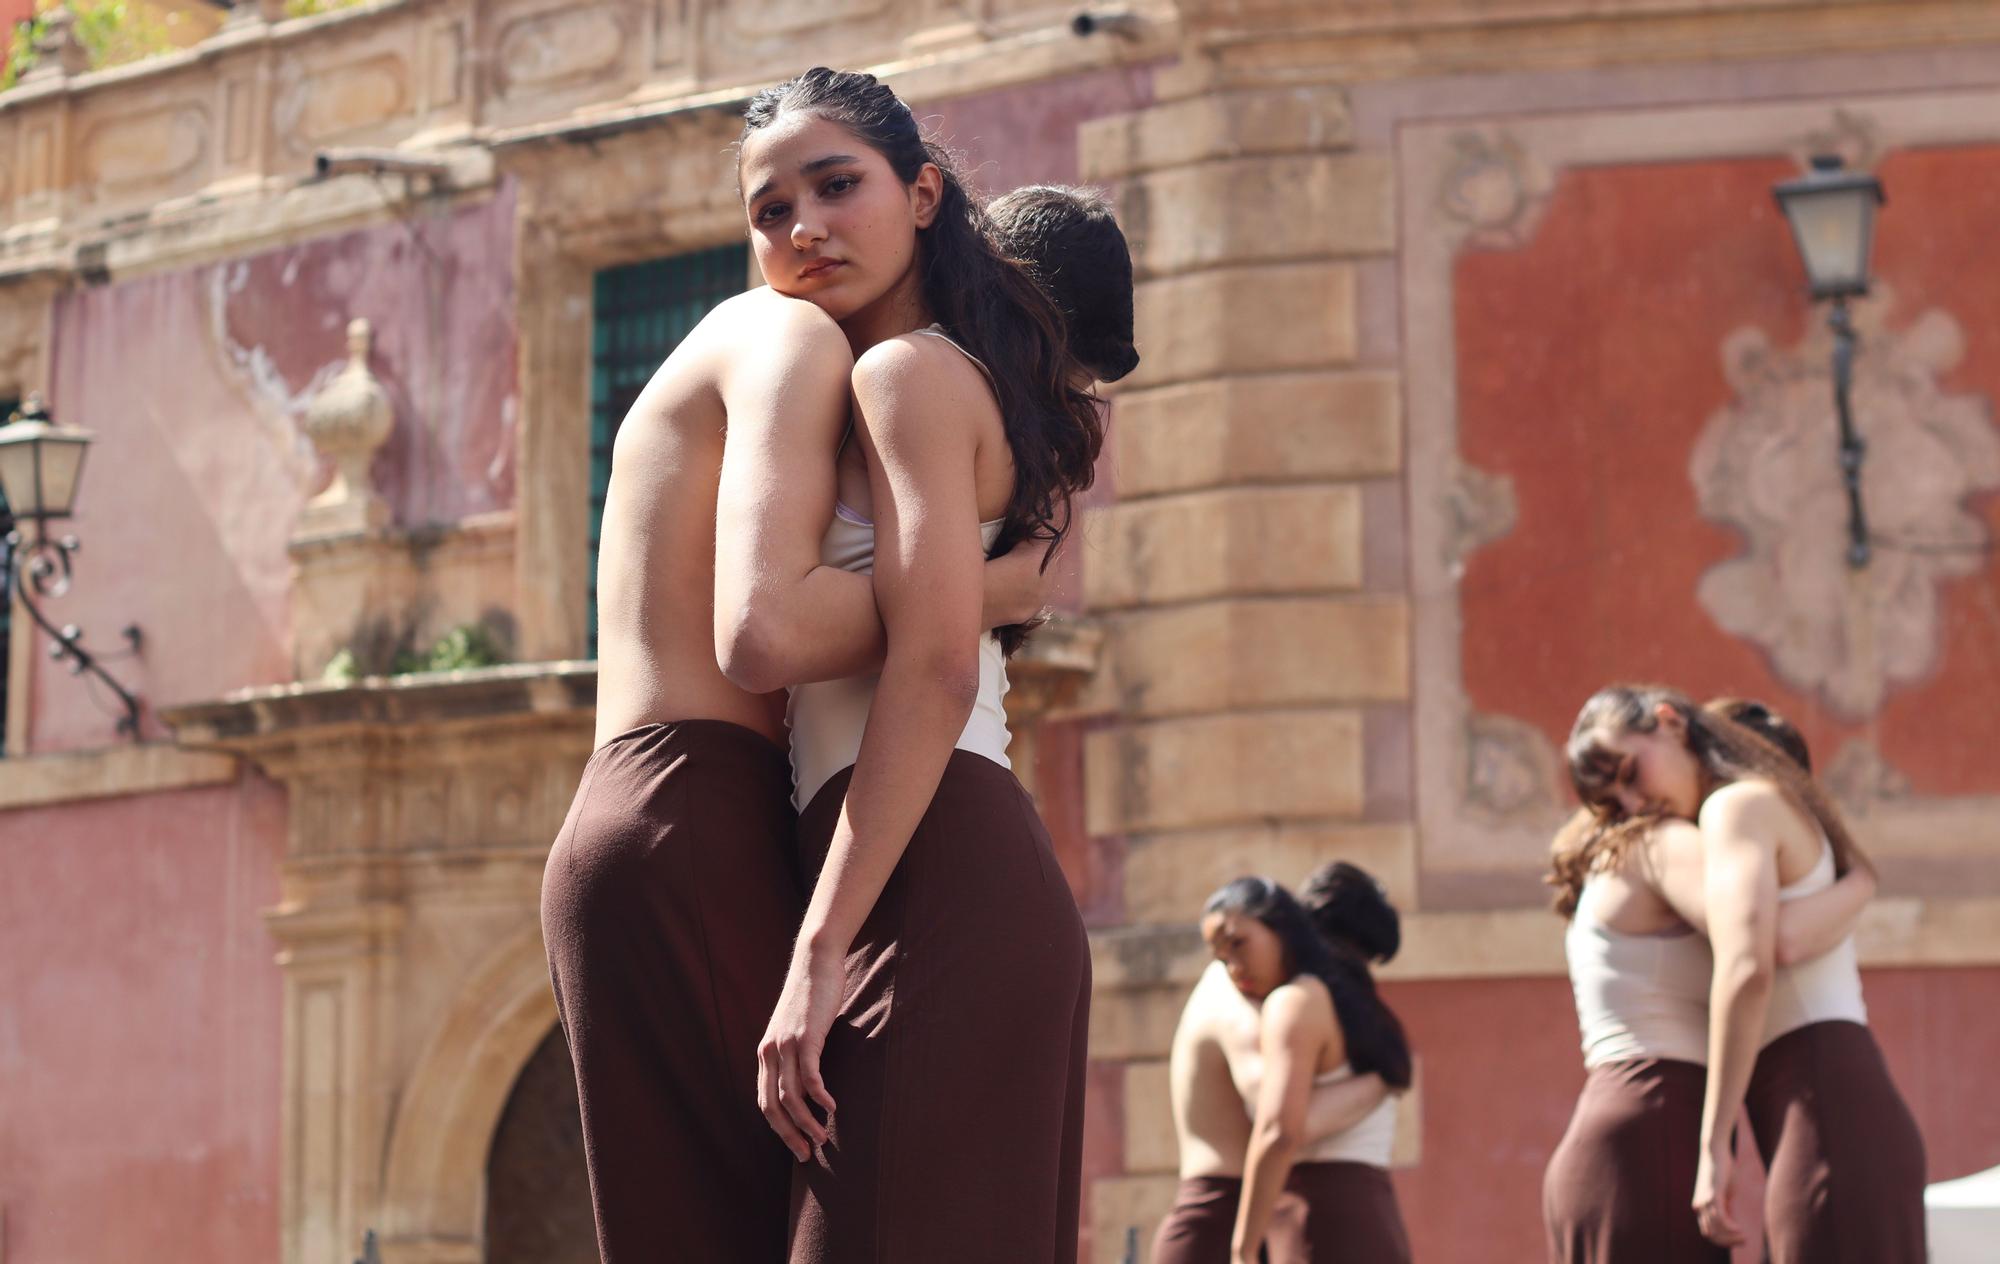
left=484, top=1026, right=596, bottom=1263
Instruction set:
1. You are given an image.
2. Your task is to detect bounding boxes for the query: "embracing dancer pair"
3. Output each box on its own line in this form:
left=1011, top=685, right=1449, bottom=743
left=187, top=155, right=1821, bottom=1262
left=1155, top=863, right=1414, bottom=1264
left=540, top=68, right=1138, bottom=1264
left=1545, top=685, right=1926, bottom=1263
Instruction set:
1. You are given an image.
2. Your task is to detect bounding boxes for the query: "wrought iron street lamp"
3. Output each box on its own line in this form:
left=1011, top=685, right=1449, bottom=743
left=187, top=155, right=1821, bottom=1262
left=1773, top=153, right=1886, bottom=568
left=0, top=395, right=142, bottom=738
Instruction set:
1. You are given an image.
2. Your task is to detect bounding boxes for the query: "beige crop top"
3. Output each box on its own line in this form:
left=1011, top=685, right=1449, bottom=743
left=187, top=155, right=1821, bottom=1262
left=1763, top=838, right=1868, bottom=1045
left=785, top=327, right=1014, bottom=811
left=1566, top=880, right=1714, bottom=1068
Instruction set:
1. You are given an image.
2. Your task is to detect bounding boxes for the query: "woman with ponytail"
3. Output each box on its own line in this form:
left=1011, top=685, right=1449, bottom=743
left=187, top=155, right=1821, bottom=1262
left=720, top=68, right=1112, bottom=1261
left=1200, top=874, right=1413, bottom=1264
left=1550, top=684, right=1923, bottom=1262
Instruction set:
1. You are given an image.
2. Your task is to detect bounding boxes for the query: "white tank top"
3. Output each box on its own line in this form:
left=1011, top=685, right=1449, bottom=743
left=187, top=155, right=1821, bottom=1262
left=1762, top=839, right=1868, bottom=1045
left=1298, top=1065, right=1398, bottom=1167
left=1233, top=1059, right=1397, bottom=1170
left=785, top=327, right=1014, bottom=811
left=1566, top=881, right=1714, bottom=1068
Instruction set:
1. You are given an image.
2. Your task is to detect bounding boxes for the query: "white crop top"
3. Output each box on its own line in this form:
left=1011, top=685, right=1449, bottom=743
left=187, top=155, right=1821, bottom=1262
left=1566, top=881, right=1714, bottom=1068
left=785, top=326, right=1014, bottom=811
left=1232, top=1059, right=1398, bottom=1170
left=1763, top=839, right=1868, bottom=1045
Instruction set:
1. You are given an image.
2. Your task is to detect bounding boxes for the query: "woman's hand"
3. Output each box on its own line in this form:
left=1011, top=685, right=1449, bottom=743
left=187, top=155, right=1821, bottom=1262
left=980, top=536, right=1061, bottom=630
left=1693, top=1138, right=1744, bottom=1247
left=756, top=944, right=844, bottom=1162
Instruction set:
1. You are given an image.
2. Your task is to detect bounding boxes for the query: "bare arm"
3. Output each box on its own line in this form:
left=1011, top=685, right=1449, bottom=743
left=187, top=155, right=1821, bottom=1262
left=756, top=338, right=990, bottom=1156
left=1303, top=1071, right=1389, bottom=1143
left=1774, top=867, right=1875, bottom=967
left=1691, top=783, right=1782, bottom=1248
left=1233, top=984, right=1334, bottom=1264
left=712, top=309, right=1051, bottom=691
left=1648, top=818, right=1874, bottom=967
left=711, top=301, right=861, bottom=693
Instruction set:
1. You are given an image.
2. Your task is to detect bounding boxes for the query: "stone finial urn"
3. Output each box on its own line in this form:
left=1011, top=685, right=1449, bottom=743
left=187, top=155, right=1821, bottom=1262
left=28, top=8, right=91, bottom=78
left=299, top=318, right=394, bottom=538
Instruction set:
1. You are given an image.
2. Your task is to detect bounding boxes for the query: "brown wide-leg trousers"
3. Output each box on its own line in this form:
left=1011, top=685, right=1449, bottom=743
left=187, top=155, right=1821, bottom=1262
left=1746, top=1020, right=1926, bottom=1264
left=789, top=751, right=1093, bottom=1264
left=1281, top=1162, right=1411, bottom=1264
left=1543, top=1058, right=1728, bottom=1264
left=541, top=720, right=802, bottom=1264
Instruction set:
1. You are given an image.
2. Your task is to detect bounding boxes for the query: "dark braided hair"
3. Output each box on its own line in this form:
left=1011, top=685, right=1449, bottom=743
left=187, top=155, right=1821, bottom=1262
left=1204, top=877, right=1413, bottom=1090
left=741, top=69, right=1105, bottom=655
left=987, top=184, right=1139, bottom=383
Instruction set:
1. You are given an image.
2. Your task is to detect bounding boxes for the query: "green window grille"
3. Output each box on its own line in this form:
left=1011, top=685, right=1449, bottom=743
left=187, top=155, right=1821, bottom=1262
left=588, top=244, right=750, bottom=654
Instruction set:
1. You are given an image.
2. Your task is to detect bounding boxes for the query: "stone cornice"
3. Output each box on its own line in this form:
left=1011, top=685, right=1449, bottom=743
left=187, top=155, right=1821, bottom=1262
left=0, top=742, right=239, bottom=811
left=0, top=0, right=1174, bottom=280
left=1170, top=0, right=2000, bottom=86
left=162, top=660, right=597, bottom=754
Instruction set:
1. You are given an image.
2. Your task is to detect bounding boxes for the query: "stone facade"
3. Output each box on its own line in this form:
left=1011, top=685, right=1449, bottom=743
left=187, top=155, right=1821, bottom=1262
left=5, top=3, right=2000, bottom=1263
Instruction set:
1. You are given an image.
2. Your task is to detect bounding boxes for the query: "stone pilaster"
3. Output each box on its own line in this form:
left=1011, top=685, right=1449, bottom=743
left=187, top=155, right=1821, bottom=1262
left=1077, top=78, right=1412, bottom=1258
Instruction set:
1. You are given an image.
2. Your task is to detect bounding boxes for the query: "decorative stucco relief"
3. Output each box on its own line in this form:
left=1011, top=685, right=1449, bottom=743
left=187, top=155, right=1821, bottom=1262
left=494, top=4, right=633, bottom=97
left=79, top=105, right=209, bottom=193
left=724, top=0, right=895, bottom=38
left=1693, top=293, right=2000, bottom=717
left=1436, top=131, right=1555, bottom=253
left=275, top=52, right=412, bottom=153
left=1822, top=738, right=1911, bottom=813
left=1463, top=711, right=1564, bottom=822
left=1441, top=456, right=1517, bottom=577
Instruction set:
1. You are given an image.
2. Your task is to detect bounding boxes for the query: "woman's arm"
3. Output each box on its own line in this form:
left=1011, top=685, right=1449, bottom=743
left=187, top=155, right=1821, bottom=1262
left=712, top=310, right=1050, bottom=692
left=756, top=338, right=991, bottom=1158
left=1775, top=867, right=1875, bottom=967
left=1648, top=818, right=1874, bottom=967
left=1302, top=1072, right=1389, bottom=1143
left=1691, top=783, right=1782, bottom=1248
left=1232, top=984, right=1334, bottom=1264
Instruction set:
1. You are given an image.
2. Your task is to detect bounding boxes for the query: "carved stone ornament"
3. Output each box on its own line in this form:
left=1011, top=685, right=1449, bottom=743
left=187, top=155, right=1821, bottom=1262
left=299, top=318, right=394, bottom=538
left=28, top=7, right=91, bottom=78
left=1692, top=294, right=2000, bottom=718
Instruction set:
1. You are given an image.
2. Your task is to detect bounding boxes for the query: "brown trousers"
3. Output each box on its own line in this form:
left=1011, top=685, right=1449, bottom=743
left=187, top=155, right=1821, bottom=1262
left=1543, top=1058, right=1728, bottom=1264
left=1153, top=1176, right=1248, bottom=1264
left=788, top=752, right=1093, bottom=1264
left=1152, top=1165, right=1402, bottom=1264
left=541, top=720, right=802, bottom=1264
left=1280, top=1162, right=1411, bottom=1264
left=1746, top=1020, right=1926, bottom=1264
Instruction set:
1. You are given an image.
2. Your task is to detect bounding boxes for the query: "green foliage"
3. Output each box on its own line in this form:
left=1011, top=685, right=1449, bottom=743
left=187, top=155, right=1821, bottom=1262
left=397, top=623, right=509, bottom=676
left=3, top=1, right=181, bottom=91
left=284, top=0, right=370, bottom=18
left=322, top=623, right=509, bottom=687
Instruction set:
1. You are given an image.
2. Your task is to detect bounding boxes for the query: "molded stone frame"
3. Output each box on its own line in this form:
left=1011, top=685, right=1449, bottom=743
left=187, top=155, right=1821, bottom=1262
left=1395, top=81, right=2000, bottom=909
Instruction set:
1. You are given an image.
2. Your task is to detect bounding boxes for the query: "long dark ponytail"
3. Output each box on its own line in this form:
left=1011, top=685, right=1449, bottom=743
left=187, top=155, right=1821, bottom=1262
left=741, top=68, right=1104, bottom=654
left=1204, top=876, right=1413, bottom=1091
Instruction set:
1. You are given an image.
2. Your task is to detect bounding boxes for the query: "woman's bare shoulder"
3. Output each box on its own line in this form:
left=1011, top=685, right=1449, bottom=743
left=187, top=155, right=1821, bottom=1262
left=852, top=332, right=991, bottom=408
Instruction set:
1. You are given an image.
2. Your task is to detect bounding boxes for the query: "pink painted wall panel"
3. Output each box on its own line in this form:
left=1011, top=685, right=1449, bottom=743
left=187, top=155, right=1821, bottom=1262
left=28, top=187, right=517, bottom=753
left=0, top=778, right=286, bottom=1264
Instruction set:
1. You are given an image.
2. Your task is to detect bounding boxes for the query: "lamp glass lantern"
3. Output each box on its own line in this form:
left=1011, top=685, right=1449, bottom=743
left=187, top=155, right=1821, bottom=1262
left=1773, top=154, right=1886, bottom=301
left=0, top=398, right=91, bottom=532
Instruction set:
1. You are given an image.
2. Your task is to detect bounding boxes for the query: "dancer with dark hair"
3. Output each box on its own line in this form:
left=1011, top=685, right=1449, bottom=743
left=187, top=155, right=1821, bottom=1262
left=1200, top=874, right=1413, bottom=1264
left=986, top=184, right=1140, bottom=384
left=1556, top=684, right=1923, bottom=1262
left=541, top=107, right=1122, bottom=1264
left=717, top=68, right=1115, bottom=1262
